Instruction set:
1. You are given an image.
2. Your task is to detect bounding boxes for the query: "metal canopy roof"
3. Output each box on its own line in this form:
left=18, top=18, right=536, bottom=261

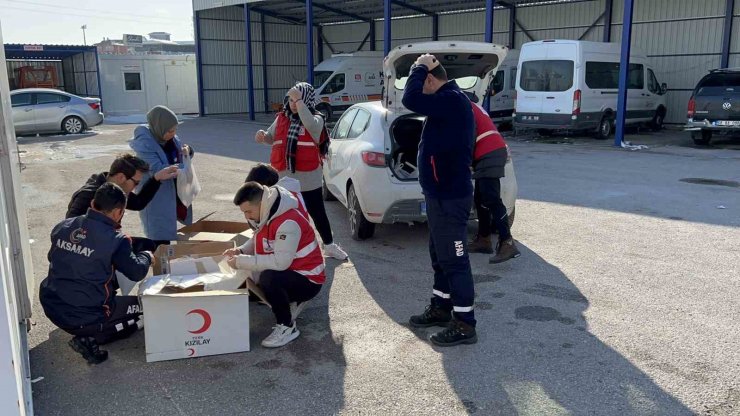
left=248, top=0, right=589, bottom=25
left=4, top=44, right=97, bottom=60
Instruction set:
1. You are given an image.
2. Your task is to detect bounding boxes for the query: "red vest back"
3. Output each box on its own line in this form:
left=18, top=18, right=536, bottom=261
left=470, top=102, right=506, bottom=161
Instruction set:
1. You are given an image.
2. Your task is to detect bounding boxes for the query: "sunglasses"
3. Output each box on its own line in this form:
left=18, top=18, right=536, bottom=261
left=126, top=175, right=141, bottom=187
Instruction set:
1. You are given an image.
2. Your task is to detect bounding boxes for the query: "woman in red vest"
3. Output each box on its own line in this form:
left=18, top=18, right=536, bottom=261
left=254, top=83, right=347, bottom=261
left=225, top=182, right=325, bottom=348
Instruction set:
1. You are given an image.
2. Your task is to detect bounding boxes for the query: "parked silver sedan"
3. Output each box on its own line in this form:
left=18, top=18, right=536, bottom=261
left=10, top=88, right=103, bottom=136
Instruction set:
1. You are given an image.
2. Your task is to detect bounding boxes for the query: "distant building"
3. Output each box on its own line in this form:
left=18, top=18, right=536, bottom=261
left=96, top=32, right=195, bottom=55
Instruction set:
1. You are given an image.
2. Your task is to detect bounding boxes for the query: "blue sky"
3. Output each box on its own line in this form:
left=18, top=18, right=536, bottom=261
left=0, top=0, right=195, bottom=45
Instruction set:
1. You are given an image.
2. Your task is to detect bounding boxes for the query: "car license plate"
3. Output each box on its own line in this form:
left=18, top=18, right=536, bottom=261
left=522, top=115, right=539, bottom=121
left=420, top=201, right=427, bottom=216
left=716, top=120, right=740, bottom=126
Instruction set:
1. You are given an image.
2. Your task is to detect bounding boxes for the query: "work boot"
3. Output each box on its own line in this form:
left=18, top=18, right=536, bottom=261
left=469, top=235, right=493, bottom=254
left=409, top=304, right=452, bottom=328
left=430, top=319, right=478, bottom=347
left=68, top=336, right=108, bottom=364
left=490, top=238, right=521, bottom=264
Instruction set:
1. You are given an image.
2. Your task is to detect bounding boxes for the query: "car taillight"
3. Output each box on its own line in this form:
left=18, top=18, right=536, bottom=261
left=88, top=102, right=100, bottom=110
left=361, top=151, right=386, bottom=167
left=687, top=96, right=695, bottom=118
left=572, top=89, right=581, bottom=115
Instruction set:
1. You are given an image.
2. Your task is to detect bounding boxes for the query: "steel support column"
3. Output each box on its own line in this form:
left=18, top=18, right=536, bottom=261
left=485, top=0, right=495, bottom=43
left=306, top=0, right=314, bottom=85
left=261, top=12, right=269, bottom=113
left=194, top=10, right=205, bottom=116
left=317, top=25, right=324, bottom=62
left=508, top=5, right=516, bottom=47
left=603, top=0, right=613, bottom=42
left=615, top=0, right=635, bottom=146
left=369, top=21, right=376, bottom=51
left=384, top=0, right=392, bottom=56
left=721, top=0, right=735, bottom=68
left=244, top=4, right=256, bottom=120
left=432, top=14, right=439, bottom=41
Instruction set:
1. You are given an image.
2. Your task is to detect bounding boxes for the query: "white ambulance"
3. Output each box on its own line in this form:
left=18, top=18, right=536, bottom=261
left=313, top=51, right=384, bottom=120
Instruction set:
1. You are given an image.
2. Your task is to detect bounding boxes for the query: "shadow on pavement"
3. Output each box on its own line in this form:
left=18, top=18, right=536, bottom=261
left=347, top=226, right=693, bottom=415
left=29, top=262, right=347, bottom=415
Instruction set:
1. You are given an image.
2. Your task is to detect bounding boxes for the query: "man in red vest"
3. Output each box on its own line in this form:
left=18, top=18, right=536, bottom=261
left=224, top=182, right=325, bottom=348
left=469, top=101, right=521, bottom=263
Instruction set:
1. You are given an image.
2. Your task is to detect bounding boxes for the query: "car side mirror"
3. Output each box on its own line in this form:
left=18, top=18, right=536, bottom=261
left=660, top=83, right=667, bottom=95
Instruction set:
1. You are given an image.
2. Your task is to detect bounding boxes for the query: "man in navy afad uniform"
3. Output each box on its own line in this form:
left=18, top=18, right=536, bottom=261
left=40, top=183, right=153, bottom=364
left=402, top=54, right=478, bottom=346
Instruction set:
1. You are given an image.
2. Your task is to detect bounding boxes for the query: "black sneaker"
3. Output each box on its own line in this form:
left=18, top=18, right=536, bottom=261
left=430, top=319, right=478, bottom=347
left=68, top=336, right=108, bottom=364
left=409, top=305, right=452, bottom=328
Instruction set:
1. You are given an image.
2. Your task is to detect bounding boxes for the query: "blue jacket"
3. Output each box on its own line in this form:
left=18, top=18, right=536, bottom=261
left=401, top=65, right=474, bottom=200
left=129, top=126, right=192, bottom=241
left=39, top=210, right=152, bottom=329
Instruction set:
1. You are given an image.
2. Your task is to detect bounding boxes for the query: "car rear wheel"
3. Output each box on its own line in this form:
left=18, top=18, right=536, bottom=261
left=348, top=184, right=375, bottom=240
left=650, top=109, right=665, bottom=132
left=594, top=115, right=612, bottom=140
left=692, top=129, right=712, bottom=146
left=62, top=116, right=85, bottom=134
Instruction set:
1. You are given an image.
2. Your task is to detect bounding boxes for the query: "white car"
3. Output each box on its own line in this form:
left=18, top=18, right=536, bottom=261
left=322, top=41, right=518, bottom=240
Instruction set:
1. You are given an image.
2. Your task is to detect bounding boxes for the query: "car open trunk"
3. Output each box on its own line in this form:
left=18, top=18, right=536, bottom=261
left=389, top=114, right=424, bottom=181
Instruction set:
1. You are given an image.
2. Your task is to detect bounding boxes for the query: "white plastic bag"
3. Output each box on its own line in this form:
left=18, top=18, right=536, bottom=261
left=176, top=150, right=201, bottom=207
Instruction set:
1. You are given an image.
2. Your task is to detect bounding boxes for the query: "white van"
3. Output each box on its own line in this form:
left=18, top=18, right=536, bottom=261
left=514, top=40, right=668, bottom=139
left=312, top=51, right=384, bottom=120
left=487, top=49, right=519, bottom=126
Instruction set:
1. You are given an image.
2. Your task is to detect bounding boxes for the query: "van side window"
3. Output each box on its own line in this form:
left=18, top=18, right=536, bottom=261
left=520, top=60, right=574, bottom=92
left=491, top=70, right=504, bottom=95
left=585, top=62, right=645, bottom=90
left=585, top=62, right=620, bottom=89
left=333, top=108, right=357, bottom=140
left=647, top=69, right=660, bottom=94
left=323, top=73, right=346, bottom=94
left=628, top=64, right=644, bottom=89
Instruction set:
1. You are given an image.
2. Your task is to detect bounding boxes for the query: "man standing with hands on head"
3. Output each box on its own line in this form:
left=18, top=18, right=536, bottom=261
left=402, top=54, right=478, bottom=346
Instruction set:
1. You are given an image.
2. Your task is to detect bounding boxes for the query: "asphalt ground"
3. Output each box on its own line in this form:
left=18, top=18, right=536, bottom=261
left=18, top=118, right=739, bottom=415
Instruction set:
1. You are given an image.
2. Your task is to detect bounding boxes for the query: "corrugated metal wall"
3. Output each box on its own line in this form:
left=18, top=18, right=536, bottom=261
left=198, top=5, right=313, bottom=115
left=197, top=0, right=735, bottom=122
left=5, top=60, right=64, bottom=91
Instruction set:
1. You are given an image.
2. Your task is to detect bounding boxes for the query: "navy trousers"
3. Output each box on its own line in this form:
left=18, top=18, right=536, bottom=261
left=426, top=195, right=476, bottom=326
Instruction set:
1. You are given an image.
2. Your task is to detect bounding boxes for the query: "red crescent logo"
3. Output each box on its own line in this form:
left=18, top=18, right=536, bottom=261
left=187, top=348, right=196, bottom=357
left=186, top=309, right=212, bottom=334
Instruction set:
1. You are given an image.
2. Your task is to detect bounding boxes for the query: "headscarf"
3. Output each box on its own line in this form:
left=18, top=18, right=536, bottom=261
left=146, top=105, right=179, bottom=144
left=284, top=82, right=320, bottom=173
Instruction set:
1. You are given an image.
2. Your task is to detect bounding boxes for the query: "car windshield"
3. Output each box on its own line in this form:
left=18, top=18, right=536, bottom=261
left=394, top=75, right=478, bottom=90
left=313, top=71, right=334, bottom=89
left=696, top=73, right=740, bottom=96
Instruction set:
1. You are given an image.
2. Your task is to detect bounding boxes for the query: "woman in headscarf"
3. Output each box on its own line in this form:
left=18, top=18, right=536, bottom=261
left=255, top=82, right=348, bottom=260
left=129, top=105, right=193, bottom=244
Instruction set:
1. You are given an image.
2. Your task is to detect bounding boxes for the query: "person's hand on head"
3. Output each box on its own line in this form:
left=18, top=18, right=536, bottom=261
left=415, top=54, right=439, bottom=70
left=287, top=87, right=303, bottom=102
left=154, top=165, right=179, bottom=181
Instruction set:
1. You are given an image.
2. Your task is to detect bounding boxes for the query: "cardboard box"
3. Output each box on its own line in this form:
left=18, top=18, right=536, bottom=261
left=177, top=220, right=253, bottom=245
left=152, top=241, right=235, bottom=276
left=142, top=289, right=251, bottom=362
left=141, top=255, right=254, bottom=362
left=176, top=211, right=253, bottom=245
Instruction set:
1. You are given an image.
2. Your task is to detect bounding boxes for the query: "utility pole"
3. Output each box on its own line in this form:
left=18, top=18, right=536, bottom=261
left=81, top=25, right=87, bottom=45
